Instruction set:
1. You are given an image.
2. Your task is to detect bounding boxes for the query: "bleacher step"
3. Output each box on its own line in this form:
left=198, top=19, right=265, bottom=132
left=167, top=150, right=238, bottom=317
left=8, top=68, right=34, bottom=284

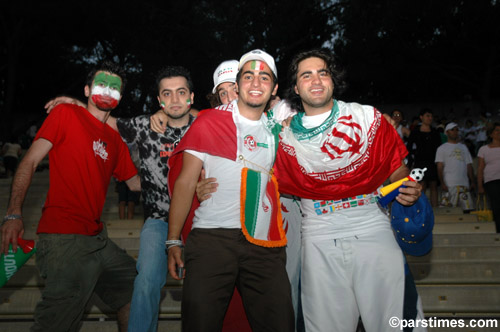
left=0, top=287, right=183, bottom=318
left=417, top=284, right=500, bottom=313
left=433, top=222, right=496, bottom=234
left=406, top=246, right=500, bottom=262
left=434, top=214, right=478, bottom=223
left=433, top=233, right=500, bottom=246
left=1, top=319, right=181, bottom=332
left=433, top=207, right=467, bottom=215
left=410, top=262, right=500, bottom=284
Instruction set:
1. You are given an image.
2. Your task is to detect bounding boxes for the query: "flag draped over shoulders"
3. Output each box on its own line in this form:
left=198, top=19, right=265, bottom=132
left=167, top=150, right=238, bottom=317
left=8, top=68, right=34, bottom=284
left=167, top=104, right=286, bottom=247
left=167, top=106, right=237, bottom=241
left=274, top=101, right=408, bottom=200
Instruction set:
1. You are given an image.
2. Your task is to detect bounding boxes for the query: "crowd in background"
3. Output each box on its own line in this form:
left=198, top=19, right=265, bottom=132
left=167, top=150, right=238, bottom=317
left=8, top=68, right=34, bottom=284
left=392, top=108, right=500, bottom=232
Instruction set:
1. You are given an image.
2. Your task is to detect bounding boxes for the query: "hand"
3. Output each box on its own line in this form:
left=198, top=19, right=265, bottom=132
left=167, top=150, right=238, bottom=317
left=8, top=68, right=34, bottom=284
left=478, top=186, right=485, bottom=195
left=441, top=183, right=449, bottom=192
left=1, top=218, right=24, bottom=254
left=167, top=246, right=184, bottom=280
left=44, top=96, right=83, bottom=113
left=281, top=116, right=293, bottom=128
left=150, top=110, right=168, bottom=134
left=196, top=169, right=218, bottom=202
left=395, top=180, right=422, bottom=206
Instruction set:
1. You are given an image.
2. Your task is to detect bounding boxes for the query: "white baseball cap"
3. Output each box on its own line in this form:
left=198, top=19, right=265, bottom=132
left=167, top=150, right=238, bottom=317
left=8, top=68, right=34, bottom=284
left=445, top=122, right=459, bottom=132
left=212, top=60, right=239, bottom=93
left=238, top=49, right=277, bottom=79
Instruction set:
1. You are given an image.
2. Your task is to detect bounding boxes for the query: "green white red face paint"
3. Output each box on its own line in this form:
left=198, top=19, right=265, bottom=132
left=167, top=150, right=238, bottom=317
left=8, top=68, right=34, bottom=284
left=160, top=101, right=166, bottom=109
left=186, top=98, right=191, bottom=105
left=91, top=72, right=122, bottom=110
left=250, top=60, right=265, bottom=71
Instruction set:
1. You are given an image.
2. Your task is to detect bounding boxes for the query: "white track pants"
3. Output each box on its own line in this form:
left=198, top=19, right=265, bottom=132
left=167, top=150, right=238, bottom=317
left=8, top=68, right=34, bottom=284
left=301, top=228, right=405, bottom=332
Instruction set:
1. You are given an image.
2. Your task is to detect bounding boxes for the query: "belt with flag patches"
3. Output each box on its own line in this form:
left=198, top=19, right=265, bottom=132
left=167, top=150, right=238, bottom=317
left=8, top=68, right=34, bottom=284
left=307, top=189, right=381, bottom=216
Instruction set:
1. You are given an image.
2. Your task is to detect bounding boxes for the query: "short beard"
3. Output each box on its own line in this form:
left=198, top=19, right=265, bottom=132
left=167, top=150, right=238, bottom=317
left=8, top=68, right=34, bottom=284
left=165, top=108, right=191, bottom=120
left=246, top=101, right=265, bottom=109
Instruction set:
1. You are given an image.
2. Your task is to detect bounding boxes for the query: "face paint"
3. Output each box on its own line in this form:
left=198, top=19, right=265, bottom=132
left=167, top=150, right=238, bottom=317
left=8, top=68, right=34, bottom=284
left=160, top=101, right=166, bottom=109
left=250, top=60, right=265, bottom=71
left=186, top=98, right=191, bottom=105
left=91, top=72, right=122, bottom=110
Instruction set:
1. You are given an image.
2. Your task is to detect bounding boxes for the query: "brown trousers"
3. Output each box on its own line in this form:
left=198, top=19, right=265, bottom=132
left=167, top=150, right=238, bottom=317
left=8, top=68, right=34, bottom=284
left=181, top=228, right=294, bottom=332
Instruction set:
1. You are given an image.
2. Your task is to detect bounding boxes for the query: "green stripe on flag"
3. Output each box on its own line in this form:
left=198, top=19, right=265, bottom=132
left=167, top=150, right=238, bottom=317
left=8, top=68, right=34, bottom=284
left=244, top=169, right=261, bottom=236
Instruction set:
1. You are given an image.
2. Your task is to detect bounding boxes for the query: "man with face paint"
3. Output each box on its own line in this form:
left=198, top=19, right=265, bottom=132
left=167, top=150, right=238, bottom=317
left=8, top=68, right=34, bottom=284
left=1, top=61, right=140, bottom=331
left=166, top=50, right=295, bottom=332
left=43, top=66, right=195, bottom=331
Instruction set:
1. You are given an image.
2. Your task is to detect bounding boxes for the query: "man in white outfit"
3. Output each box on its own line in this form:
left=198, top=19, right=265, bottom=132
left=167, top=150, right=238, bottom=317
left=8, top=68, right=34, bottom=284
left=274, top=49, right=423, bottom=332
left=435, top=122, right=475, bottom=211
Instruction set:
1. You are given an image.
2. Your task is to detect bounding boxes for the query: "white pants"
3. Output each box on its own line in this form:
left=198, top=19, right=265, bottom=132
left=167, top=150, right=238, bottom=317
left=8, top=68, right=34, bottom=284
left=282, top=197, right=303, bottom=327
left=301, top=228, right=405, bottom=332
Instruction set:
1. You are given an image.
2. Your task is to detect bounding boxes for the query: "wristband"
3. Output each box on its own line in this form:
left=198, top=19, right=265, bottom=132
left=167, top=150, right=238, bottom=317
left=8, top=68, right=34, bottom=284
left=165, top=239, right=183, bottom=251
left=2, top=214, right=22, bottom=226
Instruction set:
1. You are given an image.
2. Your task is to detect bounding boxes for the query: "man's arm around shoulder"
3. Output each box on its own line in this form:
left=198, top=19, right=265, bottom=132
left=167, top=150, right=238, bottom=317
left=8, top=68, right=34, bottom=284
left=1, top=138, right=53, bottom=254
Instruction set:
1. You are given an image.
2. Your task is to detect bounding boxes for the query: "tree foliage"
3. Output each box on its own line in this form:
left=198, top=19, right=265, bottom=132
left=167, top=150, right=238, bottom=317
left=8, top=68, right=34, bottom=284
left=0, top=0, right=498, bottom=140
left=333, top=0, right=500, bottom=108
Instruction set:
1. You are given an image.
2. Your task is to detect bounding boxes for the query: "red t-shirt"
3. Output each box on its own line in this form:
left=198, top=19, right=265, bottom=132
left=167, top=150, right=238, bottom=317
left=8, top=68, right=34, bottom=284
left=35, top=104, right=137, bottom=235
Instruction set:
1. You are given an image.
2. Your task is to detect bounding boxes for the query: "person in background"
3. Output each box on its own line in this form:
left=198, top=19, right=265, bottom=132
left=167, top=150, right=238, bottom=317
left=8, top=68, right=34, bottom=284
left=435, top=122, right=475, bottom=211
left=117, top=143, right=141, bottom=220
left=392, top=109, right=410, bottom=141
left=475, top=112, right=491, bottom=153
left=407, top=108, right=442, bottom=206
left=2, top=137, right=22, bottom=177
left=477, top=123, right=500, bottom=232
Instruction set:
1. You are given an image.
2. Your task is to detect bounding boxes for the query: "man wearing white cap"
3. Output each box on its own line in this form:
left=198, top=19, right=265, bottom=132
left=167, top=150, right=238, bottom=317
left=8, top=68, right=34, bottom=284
left=435, top=122, right=475, bottom=210
left=211, top=59, right=240, bottom=106
left=166, top=49, right=294, bottom=331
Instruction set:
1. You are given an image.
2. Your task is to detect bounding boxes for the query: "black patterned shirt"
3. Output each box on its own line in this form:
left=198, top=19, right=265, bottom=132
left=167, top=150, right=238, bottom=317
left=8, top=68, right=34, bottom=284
left=117, top=114, right=195, bottom=221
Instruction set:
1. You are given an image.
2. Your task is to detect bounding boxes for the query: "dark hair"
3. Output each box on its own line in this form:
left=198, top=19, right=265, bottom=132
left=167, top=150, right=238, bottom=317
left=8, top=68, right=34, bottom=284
left=206, top=92, right=221, bottom=108
left=487, top=122, right=500, bottom=136
left=86, top=61, right=127, bottom=92
left=284, top=49, right=345, bottom=113
left=155, top=66, right=194, bottom=93
left=419, top=108, right=433, bottom=116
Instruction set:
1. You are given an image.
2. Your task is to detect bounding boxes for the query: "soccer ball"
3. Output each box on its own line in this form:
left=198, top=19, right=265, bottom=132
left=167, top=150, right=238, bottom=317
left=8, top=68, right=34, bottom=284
left=410, top=168, right=427, bottom=182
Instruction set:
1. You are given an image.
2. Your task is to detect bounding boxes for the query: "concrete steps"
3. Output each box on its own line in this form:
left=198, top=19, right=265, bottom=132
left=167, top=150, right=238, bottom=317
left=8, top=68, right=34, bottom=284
left=0, top=287, right=183, bottom=319
left=411, top=262, right=500, bottom=284
left=417, top=284, right=500, bottom=313
left=433, top=221, right=496, bottom=234
left=1, top=320, right=181, bottom=332
left=2, top=170, right=500, bottom=330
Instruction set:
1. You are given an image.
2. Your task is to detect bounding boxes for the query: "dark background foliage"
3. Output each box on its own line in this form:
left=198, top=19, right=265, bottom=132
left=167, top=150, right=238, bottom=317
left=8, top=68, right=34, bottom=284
left=1, top=0, right=499, bottom=141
